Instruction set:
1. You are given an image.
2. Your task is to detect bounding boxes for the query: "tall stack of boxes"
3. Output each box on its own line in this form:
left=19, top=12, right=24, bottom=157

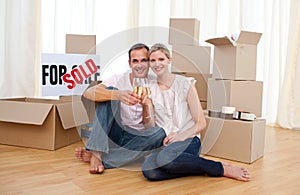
left=169, top=18, right=212, bottom=109
left=65, top=34, right=98, bottom=141
left=201, top=31, right=265, bottom=163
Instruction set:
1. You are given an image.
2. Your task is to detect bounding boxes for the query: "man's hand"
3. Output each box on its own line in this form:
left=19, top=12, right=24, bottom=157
left=117, top=90, right=140, bottom=106
left=83, top=84, right=140, bottom=105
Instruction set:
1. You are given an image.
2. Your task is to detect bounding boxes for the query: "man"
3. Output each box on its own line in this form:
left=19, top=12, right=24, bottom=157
left=75, top=43, right=166, bottom=174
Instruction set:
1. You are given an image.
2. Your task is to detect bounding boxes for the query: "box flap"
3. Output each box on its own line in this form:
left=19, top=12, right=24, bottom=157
left=56, top=101, right=89, bottom=129
left=205, top=37, right=235, bottom=46
left=0, top=100, right=53, bottom=125
left=0, top=97, right=26, bottom=101
left=237, top=31, right=262, bottom=45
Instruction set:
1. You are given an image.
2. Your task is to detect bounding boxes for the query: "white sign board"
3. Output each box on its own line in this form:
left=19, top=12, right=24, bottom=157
left=41, top=53, right=100, bottom=96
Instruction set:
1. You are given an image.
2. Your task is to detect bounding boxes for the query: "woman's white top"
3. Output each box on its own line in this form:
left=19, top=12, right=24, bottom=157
left=150, top=74, right=196, bottom=136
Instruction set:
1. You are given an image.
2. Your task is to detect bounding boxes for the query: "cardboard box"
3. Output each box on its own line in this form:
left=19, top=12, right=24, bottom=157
left=0, top=97, right=89, bottom=150
left=175, top=72, right=211, bottom=101
left=206, top=31, right=262, bottom=80
left=66, top=34, right=96, bottom=54
left=169, top=18, right=200, bottom=45
left=184, top=73, right=211, bottom=101
left=207, top=79, right=263, bottom=117
left=200, top=116, right=266, bottom=163
left=171, top=45, right=211, bottom=74
left=200, top=101, right=207, bottom=110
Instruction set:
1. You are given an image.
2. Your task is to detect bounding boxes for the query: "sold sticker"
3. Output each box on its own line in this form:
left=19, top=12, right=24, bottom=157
left=61, top=59, right=98, bottom=89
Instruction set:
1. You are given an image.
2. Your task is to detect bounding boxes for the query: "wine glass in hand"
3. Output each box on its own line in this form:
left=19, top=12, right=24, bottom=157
left=132, top=77, right=149, bottom=118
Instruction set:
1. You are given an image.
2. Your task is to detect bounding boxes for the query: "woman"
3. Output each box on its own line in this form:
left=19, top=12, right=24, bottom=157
left=141, top=43, right=250, bottom=181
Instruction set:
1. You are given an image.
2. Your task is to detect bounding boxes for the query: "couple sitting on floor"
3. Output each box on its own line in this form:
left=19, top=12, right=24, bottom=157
left=75, top=43, right=250, bottom=182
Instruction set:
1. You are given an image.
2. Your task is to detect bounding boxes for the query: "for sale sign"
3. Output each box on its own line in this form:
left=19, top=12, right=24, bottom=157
left=41, top=53, right=100, bottom=96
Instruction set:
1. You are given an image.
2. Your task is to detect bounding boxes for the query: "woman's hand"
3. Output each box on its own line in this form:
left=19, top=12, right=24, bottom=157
left=163, top=131, right=184, bottom=145
left=140, top=91, right=151, bottom=105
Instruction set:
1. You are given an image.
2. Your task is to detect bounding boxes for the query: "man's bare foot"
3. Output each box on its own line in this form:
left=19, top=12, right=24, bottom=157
left=75, top=147, right=92, bottom=162
left=89, top=155, right=105, bottom=174
left=222, top=162, right=250, bottom=182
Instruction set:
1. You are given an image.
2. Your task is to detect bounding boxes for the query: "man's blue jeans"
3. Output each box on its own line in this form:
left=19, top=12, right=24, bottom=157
left=142, top=137, right=224, bottom=180
left=86, top=87, right=166, bottom=168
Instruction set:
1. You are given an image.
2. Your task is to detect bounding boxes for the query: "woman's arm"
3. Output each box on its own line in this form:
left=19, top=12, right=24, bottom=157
left=163, top=82, right=206, bottom=145
left=141, top=94, right=156, bottom=128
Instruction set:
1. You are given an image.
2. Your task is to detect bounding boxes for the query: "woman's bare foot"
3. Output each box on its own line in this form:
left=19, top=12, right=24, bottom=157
left=75, top=147, right=92, bottom=162
left=89, top=155, right=105, bottom=174
left=222, top=162, right=250, bottom=182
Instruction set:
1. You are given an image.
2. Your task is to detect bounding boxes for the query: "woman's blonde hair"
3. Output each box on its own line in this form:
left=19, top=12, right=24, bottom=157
left=149, top=43, right=171, bottom=59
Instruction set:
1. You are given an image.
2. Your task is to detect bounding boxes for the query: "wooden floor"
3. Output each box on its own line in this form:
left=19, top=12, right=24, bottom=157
left=1, top=126, right=300, bottom=194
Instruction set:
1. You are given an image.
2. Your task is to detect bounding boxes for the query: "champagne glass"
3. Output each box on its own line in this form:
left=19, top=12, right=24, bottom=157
left=132, top=77, right=150, bottom=118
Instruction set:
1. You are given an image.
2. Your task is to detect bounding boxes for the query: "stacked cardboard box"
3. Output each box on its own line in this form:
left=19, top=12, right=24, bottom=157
left=169, top=18, right=212, bottom=109
left=66, top=34, right=99, bottom=139
left=201, top=31, right=265, bottom=163
left=66, top=34, right=96, bottom=54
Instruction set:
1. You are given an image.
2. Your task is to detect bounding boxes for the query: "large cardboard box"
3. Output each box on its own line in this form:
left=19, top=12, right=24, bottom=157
left=169, top=18, right=200, bottom=45
left=171, top=45, right=211, bottom=74
left=207, top=79, right=263, bottom=117
left=206, top=31, right=262, bottom=80
left=176, top=72, right=211, bottom=101
left=66, top=34, right=96, bottom=54
left=200, top=116, right=266, bottom=163
left=0, top=97, right=89, bottom=150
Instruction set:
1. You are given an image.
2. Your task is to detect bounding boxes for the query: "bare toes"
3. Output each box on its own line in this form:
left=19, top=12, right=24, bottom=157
left=223, top=165, right=251, bottom=182
left=75, top=147, right=92, bottom=162
left=89, top=155, right=104, bottom=174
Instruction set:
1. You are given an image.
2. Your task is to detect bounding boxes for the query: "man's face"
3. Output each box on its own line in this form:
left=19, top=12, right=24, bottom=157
left=128, top=48, right=149, bottom=78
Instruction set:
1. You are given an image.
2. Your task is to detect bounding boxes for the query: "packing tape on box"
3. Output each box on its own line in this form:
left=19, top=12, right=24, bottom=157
left=208, top=110, right=221, bottom=118
left=220, top=106, right=236, bottom=120
left=221, top=106, right=236, bottom=114
left=240, top=112, right=256, bottom=121
left=220, top=113, right=234, bottom=120
left=233, top=110, right=256, bottom=121
left=233, top=110, right=244, bottom=119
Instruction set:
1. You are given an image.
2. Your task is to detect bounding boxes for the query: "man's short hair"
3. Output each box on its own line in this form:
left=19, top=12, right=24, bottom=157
left=128, top=43, right=149, bottom=60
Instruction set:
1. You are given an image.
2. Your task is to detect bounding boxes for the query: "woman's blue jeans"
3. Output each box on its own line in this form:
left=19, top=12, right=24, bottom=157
left=142, top=137, right=224, bottom=181
left=85, top=87, right=166, bottom=168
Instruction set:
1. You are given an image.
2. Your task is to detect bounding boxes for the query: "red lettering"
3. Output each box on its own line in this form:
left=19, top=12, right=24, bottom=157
left=79, top=64, right=91, bottom=78
left=71, top=68, right=84, bottom=84
left=85, top=59, right=98, bottom=74
left=61, top=59, right=99, bottom=90
left=62, top=73, right=76, bottom=89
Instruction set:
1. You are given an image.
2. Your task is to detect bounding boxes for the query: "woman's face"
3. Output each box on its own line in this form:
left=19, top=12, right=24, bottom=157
left=149, top=50, right=171, bottom=77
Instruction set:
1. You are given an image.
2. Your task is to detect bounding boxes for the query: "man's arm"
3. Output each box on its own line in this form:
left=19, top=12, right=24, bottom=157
left=83, top=84, right=119, bottom=102
left=83, top=84, right=140, bottom=105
